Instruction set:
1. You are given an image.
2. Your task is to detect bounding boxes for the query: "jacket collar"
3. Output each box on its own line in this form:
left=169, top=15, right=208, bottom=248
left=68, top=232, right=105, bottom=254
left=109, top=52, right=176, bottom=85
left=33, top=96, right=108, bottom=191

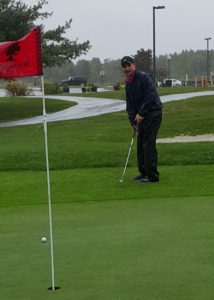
left=125, top=70, right=135, bottom=82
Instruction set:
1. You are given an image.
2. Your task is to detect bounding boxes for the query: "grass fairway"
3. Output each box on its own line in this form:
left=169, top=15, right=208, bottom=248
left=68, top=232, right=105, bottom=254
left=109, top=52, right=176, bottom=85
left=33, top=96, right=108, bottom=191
left=0, top=97, right=76, bottom=121
left=0, top=94, right=214, bottom=299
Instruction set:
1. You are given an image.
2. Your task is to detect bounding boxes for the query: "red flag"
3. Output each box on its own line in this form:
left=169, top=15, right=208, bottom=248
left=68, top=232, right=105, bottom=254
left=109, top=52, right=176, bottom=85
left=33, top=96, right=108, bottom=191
left=0, top=28, right=43, bottom=78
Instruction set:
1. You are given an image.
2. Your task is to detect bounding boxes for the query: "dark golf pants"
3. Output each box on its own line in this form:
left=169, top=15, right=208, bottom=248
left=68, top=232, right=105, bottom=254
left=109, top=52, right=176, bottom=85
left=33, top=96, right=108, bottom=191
left=137, top=109, right=162, bottom=181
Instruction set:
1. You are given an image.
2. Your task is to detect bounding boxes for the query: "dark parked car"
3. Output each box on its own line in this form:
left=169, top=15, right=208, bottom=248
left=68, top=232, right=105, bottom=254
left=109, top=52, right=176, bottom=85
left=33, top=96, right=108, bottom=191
left=61, top=76, right=87, bottom=86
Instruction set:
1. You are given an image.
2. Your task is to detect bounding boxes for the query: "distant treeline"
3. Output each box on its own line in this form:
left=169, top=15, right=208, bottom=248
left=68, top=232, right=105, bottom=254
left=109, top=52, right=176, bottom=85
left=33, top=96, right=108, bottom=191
left=44, top=49, right=214, bottom=85
left=44, top=57, right=124, bottom=86
left=157, top=50, right=214, bottom=81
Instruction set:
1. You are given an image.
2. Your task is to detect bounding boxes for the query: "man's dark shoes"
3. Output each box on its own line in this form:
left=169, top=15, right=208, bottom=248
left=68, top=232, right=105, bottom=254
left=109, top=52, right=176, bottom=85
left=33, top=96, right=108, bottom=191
left=133, top=174, right=145, bottom=181
left=137, top=176, right=159, bottom=184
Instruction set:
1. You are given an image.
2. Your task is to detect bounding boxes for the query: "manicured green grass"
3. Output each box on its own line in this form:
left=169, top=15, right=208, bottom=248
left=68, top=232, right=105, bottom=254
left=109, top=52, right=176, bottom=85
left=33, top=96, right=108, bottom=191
left=69, top=89, right=126, bottom=100
left=161, top=95, right=214, bottom=137
left=1, top=92, right=214, bottom=299
left=0, top=122, right=214, bottom=171
left=1, top=96, right=214, bottom=172
left=0, top=97, right=76, bottom=121
left=157, top=85, right=214, bottom=95
left=1, top=181, right=214, bottom=299
left=1, top=165, right=214, bottom=207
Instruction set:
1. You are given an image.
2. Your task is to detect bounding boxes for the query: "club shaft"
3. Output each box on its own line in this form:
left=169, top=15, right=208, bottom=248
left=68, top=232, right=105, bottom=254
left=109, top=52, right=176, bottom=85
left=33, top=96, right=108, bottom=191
left=120, top=136, right=135, bottom=181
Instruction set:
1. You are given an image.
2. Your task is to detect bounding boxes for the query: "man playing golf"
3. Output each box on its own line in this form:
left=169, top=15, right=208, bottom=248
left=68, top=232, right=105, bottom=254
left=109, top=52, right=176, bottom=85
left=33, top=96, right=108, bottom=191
left=121, top=56, right=162, bottom=183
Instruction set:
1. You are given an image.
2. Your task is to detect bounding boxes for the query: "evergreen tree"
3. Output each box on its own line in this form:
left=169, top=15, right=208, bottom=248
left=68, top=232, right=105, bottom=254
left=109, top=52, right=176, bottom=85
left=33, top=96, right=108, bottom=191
left=133, top=49, right=152, bottom=74
left=42, top=49, right=214, bottom=85
left=89, top=58, right=102, bottom=83
left=75, top=60, right=91, bottom=79
left=0, top=0, right=90, bottom=67
left=103, top=58, right=124, bottom=85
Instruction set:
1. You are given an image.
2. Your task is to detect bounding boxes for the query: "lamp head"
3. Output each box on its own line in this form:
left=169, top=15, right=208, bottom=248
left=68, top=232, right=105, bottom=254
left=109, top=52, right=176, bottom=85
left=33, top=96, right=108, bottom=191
left=154, top=5, right=165, bottom=9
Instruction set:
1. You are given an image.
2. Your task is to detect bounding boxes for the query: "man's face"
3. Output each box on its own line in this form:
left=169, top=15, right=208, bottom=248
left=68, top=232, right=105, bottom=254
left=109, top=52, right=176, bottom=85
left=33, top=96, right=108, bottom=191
left=122, top=62, right=136, bottom=78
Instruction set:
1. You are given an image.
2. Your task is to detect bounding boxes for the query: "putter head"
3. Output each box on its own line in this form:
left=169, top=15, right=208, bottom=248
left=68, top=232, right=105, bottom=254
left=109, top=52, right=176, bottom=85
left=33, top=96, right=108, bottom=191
left=116, top=179, right=124, bottom=183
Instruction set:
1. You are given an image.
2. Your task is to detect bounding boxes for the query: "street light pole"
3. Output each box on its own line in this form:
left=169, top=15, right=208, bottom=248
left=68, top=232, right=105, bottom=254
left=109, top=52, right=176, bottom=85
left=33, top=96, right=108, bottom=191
left=205, top=37, right=212, bottom=80
left=153, top=5, right=165, bottom=84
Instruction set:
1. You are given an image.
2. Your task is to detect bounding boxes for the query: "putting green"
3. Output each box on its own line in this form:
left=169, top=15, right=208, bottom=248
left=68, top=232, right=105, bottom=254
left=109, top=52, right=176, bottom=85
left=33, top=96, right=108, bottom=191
left=1, top=165, right=214, bottom=207
left=1, top=195, right=214, bottom=299
left=1, top=165, right=214, bottom=299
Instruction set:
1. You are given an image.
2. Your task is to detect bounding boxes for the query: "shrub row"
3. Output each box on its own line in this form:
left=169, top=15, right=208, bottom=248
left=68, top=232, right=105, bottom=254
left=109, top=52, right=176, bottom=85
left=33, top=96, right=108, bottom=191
left=4, top=80, right=60, bottom=96
left=4, top=81, right=28, bottom=96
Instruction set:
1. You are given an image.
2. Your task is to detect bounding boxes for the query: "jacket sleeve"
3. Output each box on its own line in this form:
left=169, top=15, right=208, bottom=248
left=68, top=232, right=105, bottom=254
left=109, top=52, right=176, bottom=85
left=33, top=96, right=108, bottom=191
left=126, top=101, right=136, bottom=125
left=126, top=87, right=137, bottom=125
left=138, top=75, right=159, bottom=117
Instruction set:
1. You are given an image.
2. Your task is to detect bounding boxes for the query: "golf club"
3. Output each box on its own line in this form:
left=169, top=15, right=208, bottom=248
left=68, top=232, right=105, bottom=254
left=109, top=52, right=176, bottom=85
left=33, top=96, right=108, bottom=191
left=117, top=131, right=136, bottom=183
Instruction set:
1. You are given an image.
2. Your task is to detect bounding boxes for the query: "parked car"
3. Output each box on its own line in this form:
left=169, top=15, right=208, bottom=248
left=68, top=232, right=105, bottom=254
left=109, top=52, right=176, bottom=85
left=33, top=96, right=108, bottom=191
left=61, top=76, right=87, bottom=86
left=161, top=78, right=182, bottom=87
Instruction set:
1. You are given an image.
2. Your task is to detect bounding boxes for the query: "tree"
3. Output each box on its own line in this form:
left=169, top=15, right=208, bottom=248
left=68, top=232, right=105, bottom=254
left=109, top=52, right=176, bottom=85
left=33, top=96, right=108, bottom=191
left=0, top=0, right=91, bottom=67
left=156, top=66, right=168, bottom=81
left=133, top=49, right=152, bottom=74
left=75, top=60, right=91, bottom=79
left=155, top=55, right=168, bottom=81
left=103, top=58, right=124, bottom=85
left=89, top=58, right=102, bottom=83
left=44, top=62, right=76, bottom=83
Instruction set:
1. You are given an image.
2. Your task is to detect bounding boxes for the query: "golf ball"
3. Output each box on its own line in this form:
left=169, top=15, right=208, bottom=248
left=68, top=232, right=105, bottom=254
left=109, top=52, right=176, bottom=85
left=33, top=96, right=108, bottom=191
left=41, top=237, right=47, bottom=243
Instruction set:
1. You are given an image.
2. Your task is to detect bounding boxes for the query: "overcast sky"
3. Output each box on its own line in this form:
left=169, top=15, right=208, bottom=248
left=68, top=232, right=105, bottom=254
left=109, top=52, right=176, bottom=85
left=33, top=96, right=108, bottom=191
left=25, top=0, right=214, bottom=62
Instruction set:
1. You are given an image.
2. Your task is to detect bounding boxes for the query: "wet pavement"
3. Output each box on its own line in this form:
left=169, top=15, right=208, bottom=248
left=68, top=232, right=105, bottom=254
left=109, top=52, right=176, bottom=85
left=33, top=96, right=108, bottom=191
left=0, top=90, right=214, bottom=127
left=0, top=95, right=125, bottom=127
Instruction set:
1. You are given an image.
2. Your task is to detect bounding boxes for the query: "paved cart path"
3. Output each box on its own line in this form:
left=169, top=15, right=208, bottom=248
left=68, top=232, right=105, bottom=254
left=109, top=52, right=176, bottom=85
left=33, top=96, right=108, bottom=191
left=0, top=91, right=214, bottom=130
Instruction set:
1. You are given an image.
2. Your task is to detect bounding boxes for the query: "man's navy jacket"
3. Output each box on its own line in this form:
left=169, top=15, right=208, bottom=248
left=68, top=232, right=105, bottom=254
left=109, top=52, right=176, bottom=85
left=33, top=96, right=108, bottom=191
left=125, top=70, right=162, bottom=125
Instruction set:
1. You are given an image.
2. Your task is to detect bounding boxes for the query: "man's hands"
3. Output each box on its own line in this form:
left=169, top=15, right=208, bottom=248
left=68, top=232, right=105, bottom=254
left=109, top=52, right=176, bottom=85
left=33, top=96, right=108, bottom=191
left=132, top=123, right=138, bottom=134
left=135, top=114, right=144, bottom=123
left=132, top=114, right=144, bottom=134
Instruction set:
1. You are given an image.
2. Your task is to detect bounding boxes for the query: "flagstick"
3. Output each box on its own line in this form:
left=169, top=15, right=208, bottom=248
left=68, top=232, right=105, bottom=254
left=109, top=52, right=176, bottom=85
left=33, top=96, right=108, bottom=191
left=41, top=75, right=55, bottom=291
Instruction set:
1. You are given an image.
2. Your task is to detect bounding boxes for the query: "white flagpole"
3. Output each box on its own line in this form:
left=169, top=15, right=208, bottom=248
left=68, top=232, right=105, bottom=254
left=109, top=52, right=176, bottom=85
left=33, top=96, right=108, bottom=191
left=41, top=75, right=55, bottom=291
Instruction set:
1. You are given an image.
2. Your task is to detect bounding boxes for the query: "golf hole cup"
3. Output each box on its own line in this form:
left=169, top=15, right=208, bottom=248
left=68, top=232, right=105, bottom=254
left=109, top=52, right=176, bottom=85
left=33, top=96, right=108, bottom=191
left=41, top=237, right=47, bottom=243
